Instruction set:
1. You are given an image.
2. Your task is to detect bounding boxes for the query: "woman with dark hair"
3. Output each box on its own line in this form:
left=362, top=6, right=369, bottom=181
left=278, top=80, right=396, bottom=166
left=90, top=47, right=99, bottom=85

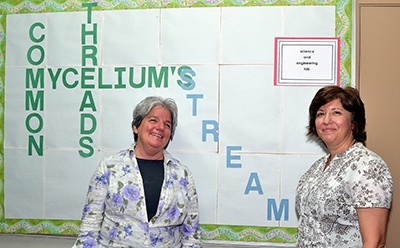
left=73, top=96, right=201, bottom=248
left=295, top=86, right=393, bottom=247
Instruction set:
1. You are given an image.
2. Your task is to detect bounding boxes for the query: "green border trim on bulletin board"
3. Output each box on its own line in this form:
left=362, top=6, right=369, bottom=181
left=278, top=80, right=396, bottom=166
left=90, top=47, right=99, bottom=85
left=0, top=0, right=352, bottom=243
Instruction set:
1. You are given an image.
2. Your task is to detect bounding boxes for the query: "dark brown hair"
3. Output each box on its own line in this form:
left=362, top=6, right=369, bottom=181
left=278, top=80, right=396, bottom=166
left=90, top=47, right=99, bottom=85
left=307, top=85, right=366, bottom=145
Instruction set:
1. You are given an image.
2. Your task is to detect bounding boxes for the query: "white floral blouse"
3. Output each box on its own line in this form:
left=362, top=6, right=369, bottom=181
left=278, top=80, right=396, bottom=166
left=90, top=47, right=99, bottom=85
left=295, top=142, right=393, bottom=248
left=72, top=145, right=201, bottom=248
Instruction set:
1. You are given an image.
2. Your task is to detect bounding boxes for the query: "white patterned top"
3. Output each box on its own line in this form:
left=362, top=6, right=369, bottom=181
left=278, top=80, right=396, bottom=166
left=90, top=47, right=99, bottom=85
left=295, top=142, right=393, bottom=247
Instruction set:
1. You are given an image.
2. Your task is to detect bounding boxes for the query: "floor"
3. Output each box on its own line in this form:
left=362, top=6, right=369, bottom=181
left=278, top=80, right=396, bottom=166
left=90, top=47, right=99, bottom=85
left=0, top=234, right=76, bottom=248
left=0, top=234, right=295, bottom=247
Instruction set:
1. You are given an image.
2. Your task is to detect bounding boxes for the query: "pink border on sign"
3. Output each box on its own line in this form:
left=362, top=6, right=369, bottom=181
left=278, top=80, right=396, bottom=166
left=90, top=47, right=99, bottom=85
left=273, top=37, right=340, bottom=86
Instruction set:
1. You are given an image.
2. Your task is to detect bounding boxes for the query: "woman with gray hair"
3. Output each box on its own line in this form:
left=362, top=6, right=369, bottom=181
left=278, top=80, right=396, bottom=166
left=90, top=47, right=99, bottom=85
left=73, top=96, right=201, bottom=248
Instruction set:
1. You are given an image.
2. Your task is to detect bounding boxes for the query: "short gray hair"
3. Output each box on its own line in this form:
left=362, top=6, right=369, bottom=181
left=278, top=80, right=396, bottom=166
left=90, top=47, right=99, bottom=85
left=131, top=96, right=178, bottom=143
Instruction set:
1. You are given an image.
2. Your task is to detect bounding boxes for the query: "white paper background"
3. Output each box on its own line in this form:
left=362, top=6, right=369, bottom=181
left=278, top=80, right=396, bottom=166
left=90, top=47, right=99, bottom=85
left=5, top=6, right=334, bottom=227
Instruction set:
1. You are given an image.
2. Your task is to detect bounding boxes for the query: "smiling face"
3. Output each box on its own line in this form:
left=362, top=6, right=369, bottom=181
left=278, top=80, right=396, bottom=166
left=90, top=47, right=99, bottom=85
left=133, top=105, right=172, bottom=158
left=315, top=99, right=355, bottom=153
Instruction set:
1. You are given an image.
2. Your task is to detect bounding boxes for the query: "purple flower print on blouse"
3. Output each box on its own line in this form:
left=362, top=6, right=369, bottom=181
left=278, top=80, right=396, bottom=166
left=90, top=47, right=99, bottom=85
left=122, top=184, right=140, bottom=202
left=124, top=224, right=133, bottom=236
left=111, top=193, right=123, bottom=208
left=140, top=222, right=149, bottom=233
left=122, top=164, right=131, bottom=175
left=84, top=231, right=95, bottom=238
left=167, top=205, right=180, bottom=220
left=109, top=226, right=118, bottom=240
left=179, top=177, right=188, bottom=191
left=181, top=223, right=194, bottom=237
left=95, top=170, right=111, bottom=186
left=192, top=218, right=199, bottom=229
left=83, top=204, right=90, bottom=217
left=150, top=233, right=164, bottom=246
left=165, top=178, right=173, bottom=187
left=158, top=201, right=165, bottom=213
left=82, top=237, right=97, bottom=248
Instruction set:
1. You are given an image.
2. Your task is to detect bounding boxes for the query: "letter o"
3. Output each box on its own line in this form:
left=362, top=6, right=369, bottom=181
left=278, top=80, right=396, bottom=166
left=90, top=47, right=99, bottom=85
left=27, top=45, right=45, bottom=66
left=26, top=113, right=43, bottom=133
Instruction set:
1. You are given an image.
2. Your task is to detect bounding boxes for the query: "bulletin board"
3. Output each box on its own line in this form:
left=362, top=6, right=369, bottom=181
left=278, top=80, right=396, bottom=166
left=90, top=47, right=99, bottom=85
left=0, top=0, right=352, bottom=245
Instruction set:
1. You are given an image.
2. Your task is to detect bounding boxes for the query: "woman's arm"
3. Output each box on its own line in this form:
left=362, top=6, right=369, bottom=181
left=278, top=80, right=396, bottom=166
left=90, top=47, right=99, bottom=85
left=181, top=171, right=202, bottom=248
left=357, top=207, right=389, bottom=248
left=72, top=160, right=110, bottom=248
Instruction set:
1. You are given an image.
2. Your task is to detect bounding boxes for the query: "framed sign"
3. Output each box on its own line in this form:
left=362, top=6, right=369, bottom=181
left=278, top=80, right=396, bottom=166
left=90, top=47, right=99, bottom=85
left=274, top=37, right=340, bottom=86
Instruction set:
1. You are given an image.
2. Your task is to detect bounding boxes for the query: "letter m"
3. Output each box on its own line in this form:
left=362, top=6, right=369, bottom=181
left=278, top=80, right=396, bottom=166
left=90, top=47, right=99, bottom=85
left=26, top=68, right=44, bottom=88
left=26, top=91, right=44, bottom=111
left=267, top=198, right=289, bottom=221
